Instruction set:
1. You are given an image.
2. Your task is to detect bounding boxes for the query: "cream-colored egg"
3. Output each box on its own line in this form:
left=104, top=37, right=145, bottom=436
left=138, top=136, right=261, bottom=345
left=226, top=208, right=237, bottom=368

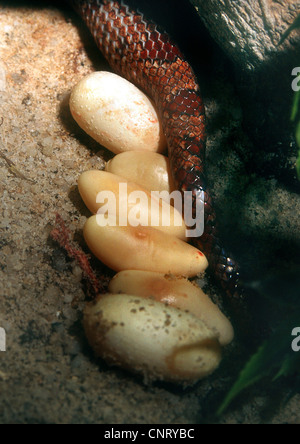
left=70, top=72, right=166, bottom=154
left=109, top=271, right=234, bottom=346
left=78, top=170, right=187, bottom=240
left=84, top=294, right=222, bottom=384
left=105, top=152, right=175, bottom=195
left=83, top=216, right=208, bottom=277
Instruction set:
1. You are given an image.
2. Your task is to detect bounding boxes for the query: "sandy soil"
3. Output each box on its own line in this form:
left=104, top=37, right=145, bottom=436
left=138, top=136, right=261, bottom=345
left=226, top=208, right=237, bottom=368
left=0, top=1, right=299, bottom=424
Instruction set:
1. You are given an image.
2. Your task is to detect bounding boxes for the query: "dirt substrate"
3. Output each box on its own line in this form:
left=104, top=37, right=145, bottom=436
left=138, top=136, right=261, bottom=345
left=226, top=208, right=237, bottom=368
left=0, top=1, right=299, bottom=424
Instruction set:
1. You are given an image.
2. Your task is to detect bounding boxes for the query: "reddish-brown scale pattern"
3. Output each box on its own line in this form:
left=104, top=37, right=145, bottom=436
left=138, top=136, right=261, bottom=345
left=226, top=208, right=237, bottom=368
left=70, top=0, right=241, bottom=299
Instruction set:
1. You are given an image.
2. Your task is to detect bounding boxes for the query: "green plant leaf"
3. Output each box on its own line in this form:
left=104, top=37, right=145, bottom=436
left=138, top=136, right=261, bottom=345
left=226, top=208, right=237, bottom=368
left=296, top=150, right=300, bottom=181
left=217, top=344, right=270, bottom=416
left=217, top=316, right=300, bottom=416
left=296, top=122, right=300, bottom=147
left=291, top=90, right=300, bottom=122
left=278, top=14, right=300, bottom=45
left=273, top=352, right=299, bottom=381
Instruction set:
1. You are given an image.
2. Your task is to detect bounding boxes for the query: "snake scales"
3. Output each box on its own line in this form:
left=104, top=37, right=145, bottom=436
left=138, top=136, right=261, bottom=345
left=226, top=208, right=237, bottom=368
left=69, top=0, right=241, bottom=301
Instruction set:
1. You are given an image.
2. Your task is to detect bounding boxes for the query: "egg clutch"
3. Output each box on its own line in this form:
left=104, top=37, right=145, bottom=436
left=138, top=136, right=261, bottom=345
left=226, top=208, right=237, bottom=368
left=69, top=71, right=234, bottom=385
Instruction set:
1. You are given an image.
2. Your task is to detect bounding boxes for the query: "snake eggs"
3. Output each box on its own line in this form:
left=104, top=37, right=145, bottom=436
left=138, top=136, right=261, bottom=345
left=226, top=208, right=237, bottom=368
left=70, top=71, right=234, bottom=385
left=70, top=71, right=167, bottom=154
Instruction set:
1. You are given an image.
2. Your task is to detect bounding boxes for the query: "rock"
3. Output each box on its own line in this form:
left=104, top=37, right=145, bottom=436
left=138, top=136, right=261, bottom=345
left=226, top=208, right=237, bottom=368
left=191, top=0, right=300, bottom=187
left=191, top=0, right=300, bottom=72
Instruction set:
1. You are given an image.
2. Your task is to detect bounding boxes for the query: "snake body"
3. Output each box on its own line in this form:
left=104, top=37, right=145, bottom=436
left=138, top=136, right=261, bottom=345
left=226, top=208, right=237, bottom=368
left=70, top=0, right=240, bottom=299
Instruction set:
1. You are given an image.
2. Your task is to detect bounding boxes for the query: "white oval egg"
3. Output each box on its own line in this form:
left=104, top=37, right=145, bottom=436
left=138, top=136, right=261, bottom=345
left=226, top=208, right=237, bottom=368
left=109, top=271, right=234, bottom=346
left=84, top=294, right=222, bottom=385
left=78, top=170, right=187, bottom=241
left=83, top=216, right=208, bottom=277
left=105, top=152, right=176, bottom=195
left=70, top=71, right=167, bottom=154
